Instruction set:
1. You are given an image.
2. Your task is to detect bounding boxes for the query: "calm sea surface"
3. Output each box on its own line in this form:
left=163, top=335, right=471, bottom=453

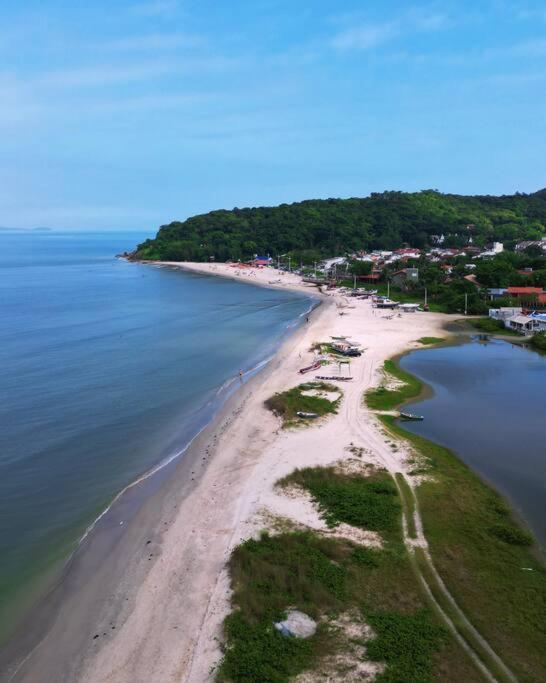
left=399, top=338, right=546, bottom=548
left=0, top=231, right=313, bottom=636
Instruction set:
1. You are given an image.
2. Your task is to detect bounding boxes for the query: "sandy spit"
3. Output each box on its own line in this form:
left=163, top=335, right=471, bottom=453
left=7, top=263, right=454, bottom=683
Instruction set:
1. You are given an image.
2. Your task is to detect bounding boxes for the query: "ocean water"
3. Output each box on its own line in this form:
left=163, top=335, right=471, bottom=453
left=399, top=338, right=546, bottom=548
left=0, top=231, right=313, bottom=637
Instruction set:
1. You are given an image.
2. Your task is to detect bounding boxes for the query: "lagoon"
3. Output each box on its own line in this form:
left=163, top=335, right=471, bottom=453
left=399, top=338, right=546, bottom=549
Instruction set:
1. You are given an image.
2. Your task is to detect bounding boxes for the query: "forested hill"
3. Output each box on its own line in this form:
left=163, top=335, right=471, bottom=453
left=134, top=189, right=546, bottom=263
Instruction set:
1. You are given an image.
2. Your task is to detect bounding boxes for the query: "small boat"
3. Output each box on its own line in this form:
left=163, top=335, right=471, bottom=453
left=315, top=375, right=353, bottom=382
left=399, top=412, right=424, bottom=421
left=297, top=411, right=319, bottom=419
left=299, top=361, right=322, bottom=374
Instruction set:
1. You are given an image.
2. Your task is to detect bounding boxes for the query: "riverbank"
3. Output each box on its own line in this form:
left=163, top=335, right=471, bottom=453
left=367, top=354, right=546, bottom=681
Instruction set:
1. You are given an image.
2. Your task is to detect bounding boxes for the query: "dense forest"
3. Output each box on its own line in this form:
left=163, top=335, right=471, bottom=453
left=134, top=189, right=546, bottom=263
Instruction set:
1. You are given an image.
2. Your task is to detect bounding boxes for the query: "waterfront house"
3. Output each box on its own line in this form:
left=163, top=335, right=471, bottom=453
left=489, top=307, right=522, bottom=322
left=529, top=313, right=546, bottom=332
left=506, top=315, right=537, bottom=335
left=253, top=255, right=272, bottom=266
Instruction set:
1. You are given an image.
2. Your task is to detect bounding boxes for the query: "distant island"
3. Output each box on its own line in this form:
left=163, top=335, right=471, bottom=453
left=134, top=189, right=546, bottom=263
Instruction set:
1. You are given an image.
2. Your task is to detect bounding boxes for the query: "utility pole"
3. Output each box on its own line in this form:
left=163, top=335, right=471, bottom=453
left=288, top=256, right=291, bottom=272
left=387, top=279, right=390, bottom=298
left=464, top=293, right=468, bottom=315
left=424, top=287, right=428, bottom=307
left=314, top=261, right=317, bottom=277
left=277, top=255, right=280, bottom=270
left=353, top=274, right=357, bottom=290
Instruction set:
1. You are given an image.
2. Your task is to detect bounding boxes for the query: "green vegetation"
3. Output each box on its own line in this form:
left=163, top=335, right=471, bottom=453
left=217, top=532, right=343, bottom=682
left=375, top=375, right=546, bottom=682
left=530, top=330, right=546, bottom=350
left=417, top=337, right=445, bottom=345
left=366, top=609, right=447, bottom=683
left=395, top=473, right=417, bottom=539
left=134, top=189, right=546, bottom=263
left=264, top=382, right=340, bottom=427
left=279, top=467, right=401, bottom=539
left=219, top=467, right=479, bottom=682
left=467, top=317, right=519, bottom=336
left=365, top=359, right=422, bottom=411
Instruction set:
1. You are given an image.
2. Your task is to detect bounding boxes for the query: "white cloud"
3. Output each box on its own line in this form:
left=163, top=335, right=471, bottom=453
left=331, top=22, right=398, bottom=51
left=330, top=9, right=450, bottom=52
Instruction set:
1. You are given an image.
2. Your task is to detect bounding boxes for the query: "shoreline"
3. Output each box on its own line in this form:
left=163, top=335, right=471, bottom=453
left=0, top=266, right=326, bottom=682
left=5, top=260, right=542, bottom=681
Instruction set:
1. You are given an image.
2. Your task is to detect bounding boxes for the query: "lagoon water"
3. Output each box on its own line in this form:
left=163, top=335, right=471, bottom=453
left=399, top=338, right=546, bottom=549
left=0, top=231, right=312, bottom=637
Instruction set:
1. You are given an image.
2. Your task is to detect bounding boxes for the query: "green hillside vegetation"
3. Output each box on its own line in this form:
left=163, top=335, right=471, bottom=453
left=134, top=189, right=546, bottom=263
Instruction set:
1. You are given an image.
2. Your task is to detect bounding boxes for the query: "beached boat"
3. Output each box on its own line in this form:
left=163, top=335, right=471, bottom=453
left=315, top=375, right=353, bottom=382
left=331, top=343, right=362, bottom=357
left=296, top=411, right=319, bottom=419
left=399, top=411, right=424, bottom=421
left=299, top=361, right=322, bottom=374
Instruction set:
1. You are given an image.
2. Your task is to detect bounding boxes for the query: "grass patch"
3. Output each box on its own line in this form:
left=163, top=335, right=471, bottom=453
left=416, top=336, right=445, bottom=345
left=530, top=331, right=546, bottom=351
left=366, top=609, right=447, bottom=682
left=218, top=523, right=473, bottom=682
left=467, top=317, right=519, bottom=336
left=395, top=473, right=417, bottom=539
left=218, top=459, right=484, bottom=682
left=380, top=411, right=546, bottom=682
left=264, top=382, right=340, bottom=427
left=278, top=467, right=401, bottom=541
left=365, top=359, right=422, bottom=411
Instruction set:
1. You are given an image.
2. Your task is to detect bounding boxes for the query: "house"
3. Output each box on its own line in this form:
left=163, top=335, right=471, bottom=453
left=538, top=294, right=546, bottom=307
left=391, top=268, right=419, bottom=288
left=360, top=271, right=382, bottom=283
left=506, top=287, right=543, bottom=301
left=506, top=315, right=537, bottom=335
left=253, top=255, right=272, bottom=266
left=487, top=288, right=508, bottom=300
left=529, top=313, right=546, bottom=332
left=475, top=242, right=504, bottom=259
left=515, top=238, right=546, bottom=253
left=489, top=307, right=522, bottom=322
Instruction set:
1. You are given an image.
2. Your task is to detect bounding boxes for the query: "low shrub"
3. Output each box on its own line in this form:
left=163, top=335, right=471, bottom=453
left=365, top=609, right=447, bottom=682
left=416, top=337, right=445, bottom=345
left=279, top=467, right=401, bottom=539
left=488, top=524, right=533, bottom=546
left=265, top=382, right=340, bottom=426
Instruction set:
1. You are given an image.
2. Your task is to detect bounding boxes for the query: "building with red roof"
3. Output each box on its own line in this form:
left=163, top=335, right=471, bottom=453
left=506, top=287, right=543, bottom=297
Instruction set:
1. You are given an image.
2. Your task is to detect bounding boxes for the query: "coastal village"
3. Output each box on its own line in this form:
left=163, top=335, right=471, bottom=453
left=238, top=235, right=546, bottom=339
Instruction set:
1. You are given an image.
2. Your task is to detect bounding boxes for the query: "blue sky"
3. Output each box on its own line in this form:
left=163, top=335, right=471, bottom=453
left=1, top=0, right=546, bottom=230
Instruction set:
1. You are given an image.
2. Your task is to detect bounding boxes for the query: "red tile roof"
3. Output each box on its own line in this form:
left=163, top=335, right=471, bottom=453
left=538, top=294, right=546, bottom=304
left=507, top=287, right=543, bottom=295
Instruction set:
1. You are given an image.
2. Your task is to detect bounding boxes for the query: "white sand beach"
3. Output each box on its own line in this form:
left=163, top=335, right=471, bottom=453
left=11, top=263, right=455, bottom=683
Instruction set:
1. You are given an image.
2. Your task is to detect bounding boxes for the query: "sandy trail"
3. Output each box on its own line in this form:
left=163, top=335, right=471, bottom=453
left=9, top=262, right=485, bottom=683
